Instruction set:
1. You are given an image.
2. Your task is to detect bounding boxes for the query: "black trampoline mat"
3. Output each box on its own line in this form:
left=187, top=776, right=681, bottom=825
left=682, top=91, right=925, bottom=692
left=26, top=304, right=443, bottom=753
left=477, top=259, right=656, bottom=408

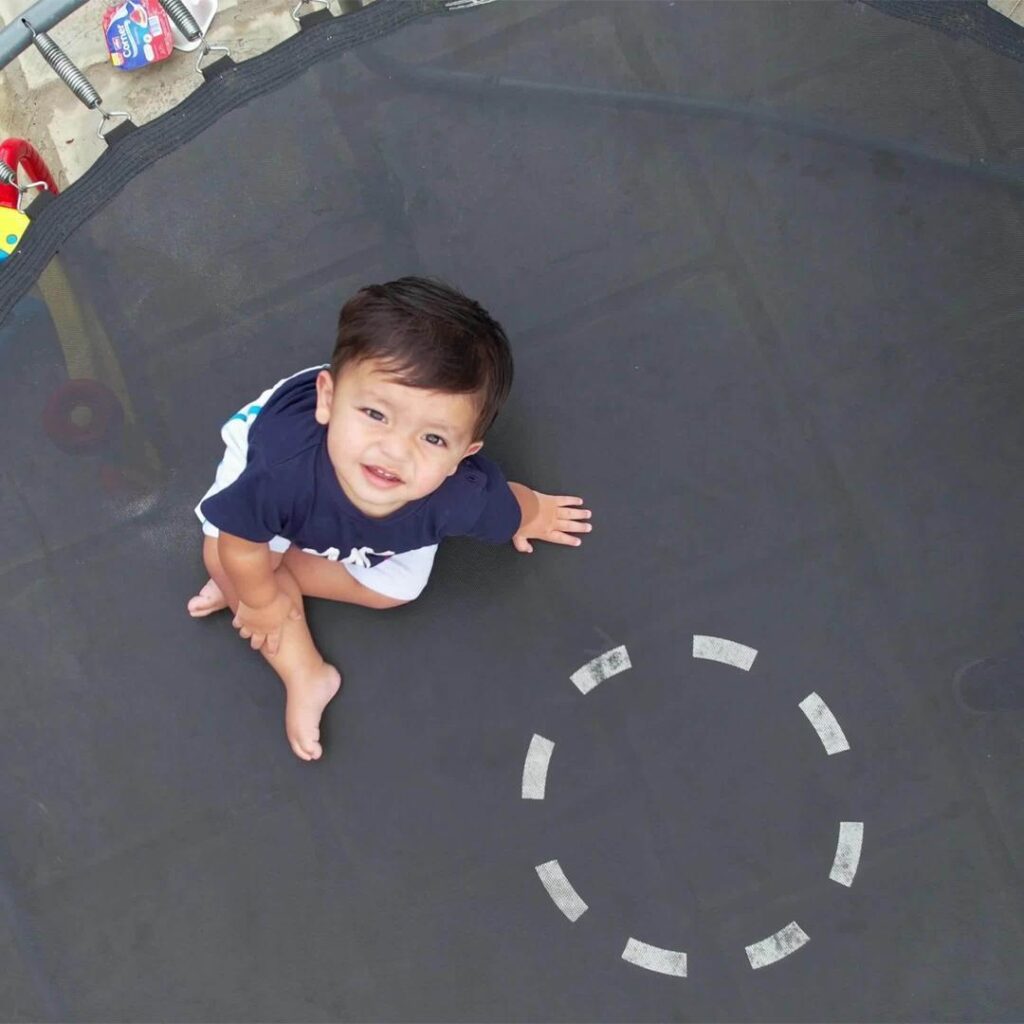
left=1, top=1, right=1023, bottom=1020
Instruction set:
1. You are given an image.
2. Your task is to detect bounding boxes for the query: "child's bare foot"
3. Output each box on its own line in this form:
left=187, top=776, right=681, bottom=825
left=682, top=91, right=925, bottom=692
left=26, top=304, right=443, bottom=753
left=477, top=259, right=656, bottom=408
left=284, top=662, right=342, bottom=761
left=187, top=579, right=228, bottom=618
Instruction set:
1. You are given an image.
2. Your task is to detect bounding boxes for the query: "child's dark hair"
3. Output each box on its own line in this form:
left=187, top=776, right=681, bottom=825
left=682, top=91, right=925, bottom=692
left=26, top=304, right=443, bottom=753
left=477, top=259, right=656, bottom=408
left=331, top=277, right=513, bottom=440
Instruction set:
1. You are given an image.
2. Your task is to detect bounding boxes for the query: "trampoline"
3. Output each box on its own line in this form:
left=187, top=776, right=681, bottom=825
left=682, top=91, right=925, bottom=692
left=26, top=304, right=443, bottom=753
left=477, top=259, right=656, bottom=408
left=2, top=0, right=1024, bottom=1019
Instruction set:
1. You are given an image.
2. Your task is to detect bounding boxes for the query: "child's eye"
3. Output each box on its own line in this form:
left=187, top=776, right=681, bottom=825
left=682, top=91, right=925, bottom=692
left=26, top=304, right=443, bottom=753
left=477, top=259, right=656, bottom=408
left=424, top=434, right=447, bottom=448
left=362, top=408, right=385, bottom=422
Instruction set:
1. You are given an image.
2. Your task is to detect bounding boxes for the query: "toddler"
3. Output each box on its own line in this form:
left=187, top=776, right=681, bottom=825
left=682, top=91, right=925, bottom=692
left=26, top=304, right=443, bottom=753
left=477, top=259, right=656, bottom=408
left=187, top=277, right=592, bottom=760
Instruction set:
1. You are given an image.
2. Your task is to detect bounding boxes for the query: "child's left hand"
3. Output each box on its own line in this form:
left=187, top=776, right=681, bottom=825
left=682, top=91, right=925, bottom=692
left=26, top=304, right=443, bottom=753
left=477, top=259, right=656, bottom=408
left=510, top=486, right=592, bottom=554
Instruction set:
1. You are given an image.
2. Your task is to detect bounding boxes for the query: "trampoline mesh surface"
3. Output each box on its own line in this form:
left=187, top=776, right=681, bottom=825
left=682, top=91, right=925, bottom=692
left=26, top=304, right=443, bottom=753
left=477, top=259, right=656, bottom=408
left=1, top=1, right=1023, bottom=1019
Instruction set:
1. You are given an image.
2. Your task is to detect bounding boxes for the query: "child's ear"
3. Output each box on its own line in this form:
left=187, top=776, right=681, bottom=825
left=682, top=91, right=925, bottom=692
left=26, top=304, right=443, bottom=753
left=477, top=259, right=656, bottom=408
left=449, top=440, right=483, bottom=476
left=314, top=370, right=334, bottom=425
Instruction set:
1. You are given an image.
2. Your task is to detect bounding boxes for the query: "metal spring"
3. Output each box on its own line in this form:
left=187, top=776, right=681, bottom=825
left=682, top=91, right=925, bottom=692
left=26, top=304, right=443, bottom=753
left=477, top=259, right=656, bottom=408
left=0, top=160, right=15, bottom=187
left=159, top=0, right=201, bottom=42
left=27, top=27, right=102, bottom=110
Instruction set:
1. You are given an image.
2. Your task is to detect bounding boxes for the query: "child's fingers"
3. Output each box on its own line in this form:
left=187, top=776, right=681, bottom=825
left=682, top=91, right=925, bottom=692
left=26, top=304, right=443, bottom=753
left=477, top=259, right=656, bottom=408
left=558, top=517, right=592, bottom=533
left=555, top=495, right=585, bottom=507
left=548, top=530, right=583, bottom=547
left=562, top=507, right=591, bottom=520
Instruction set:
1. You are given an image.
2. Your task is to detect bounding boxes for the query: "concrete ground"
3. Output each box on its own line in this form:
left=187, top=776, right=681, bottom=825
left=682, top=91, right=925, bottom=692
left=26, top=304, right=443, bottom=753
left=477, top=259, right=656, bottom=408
left=0, top=0, right=372, bottom=191
left=0, top=0, right=1022, bottom=192
left=991, top=0, right=1024, bottom=25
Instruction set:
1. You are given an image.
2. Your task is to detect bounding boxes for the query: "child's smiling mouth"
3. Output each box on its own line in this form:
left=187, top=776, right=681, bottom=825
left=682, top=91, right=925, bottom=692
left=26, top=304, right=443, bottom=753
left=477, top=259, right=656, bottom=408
left=362, top=464, right=404, bottom=488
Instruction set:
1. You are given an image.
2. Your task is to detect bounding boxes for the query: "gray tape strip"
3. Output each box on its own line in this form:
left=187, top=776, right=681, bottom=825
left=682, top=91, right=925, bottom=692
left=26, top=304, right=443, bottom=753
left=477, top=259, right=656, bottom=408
left=692, top=635, right=758, bottom=671
left=745, top=922, right=810, bottom=968
left=522, top=734, right=555, bottom=800
left=829, top=821, right=864, bottom=886
left=621, top=937, right=688, bottom=977
left=570, top=645, right=631, bottom=694
left=798, top=692, right=850, bottom=754
left=535, top=860, right=588, bottom=922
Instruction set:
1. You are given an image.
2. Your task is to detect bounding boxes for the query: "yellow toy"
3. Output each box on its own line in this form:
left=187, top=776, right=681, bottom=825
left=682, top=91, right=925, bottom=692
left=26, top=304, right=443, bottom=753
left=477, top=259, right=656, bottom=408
left=0, top=206, right=30, bottom=262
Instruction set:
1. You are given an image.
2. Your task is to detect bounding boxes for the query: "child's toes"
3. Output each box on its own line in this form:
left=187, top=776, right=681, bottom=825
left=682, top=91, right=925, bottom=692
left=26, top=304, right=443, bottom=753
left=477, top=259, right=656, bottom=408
left=289, top=726, right=321, bottom=761
left=306, top=728, right=323, bottom=760
left=187, top=580, right=228, bottom=618
left=290, top=737, right=313, bottom=761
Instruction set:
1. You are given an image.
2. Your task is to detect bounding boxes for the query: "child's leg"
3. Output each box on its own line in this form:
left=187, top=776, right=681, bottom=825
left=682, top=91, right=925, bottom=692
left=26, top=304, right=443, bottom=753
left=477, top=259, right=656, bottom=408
left=187, top=544, right=285, bottom=617
left=188, top=545, right=405, bottom=615
left=261, top=566, right=342, bottom=763
left=200, top=536, right=340, bottom=762
left=281, top=546, right=409, bottom=609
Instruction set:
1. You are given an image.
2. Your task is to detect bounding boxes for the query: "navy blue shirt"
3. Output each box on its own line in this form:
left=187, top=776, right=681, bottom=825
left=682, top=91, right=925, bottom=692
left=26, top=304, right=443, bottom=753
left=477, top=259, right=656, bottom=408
left=200, top=368, right=521, bottom=564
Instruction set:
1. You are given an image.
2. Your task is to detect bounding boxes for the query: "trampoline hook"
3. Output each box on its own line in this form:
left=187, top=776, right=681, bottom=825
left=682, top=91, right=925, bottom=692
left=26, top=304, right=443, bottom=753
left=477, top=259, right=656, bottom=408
left=0, top=159, right=49, bottom=212
left=291, top=0, right=331, bottom=24
left=156, top=0, right=232, bottom=75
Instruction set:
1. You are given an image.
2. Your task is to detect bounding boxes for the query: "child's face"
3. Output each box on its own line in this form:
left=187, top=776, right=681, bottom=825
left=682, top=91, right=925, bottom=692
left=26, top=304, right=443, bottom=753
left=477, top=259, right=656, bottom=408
left=315, top=358, right=484, bottom=518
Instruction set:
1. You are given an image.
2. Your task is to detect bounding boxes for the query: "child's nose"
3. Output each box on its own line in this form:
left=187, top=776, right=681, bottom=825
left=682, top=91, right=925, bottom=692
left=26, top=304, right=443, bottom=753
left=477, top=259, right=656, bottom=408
left=381, top=435, right=412, bottom=465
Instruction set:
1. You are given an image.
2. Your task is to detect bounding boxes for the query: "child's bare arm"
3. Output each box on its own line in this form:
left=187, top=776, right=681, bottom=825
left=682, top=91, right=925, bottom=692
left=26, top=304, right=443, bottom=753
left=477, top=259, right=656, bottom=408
left=218, top=532, right=301, bottom=653
left=507, top=482, right=592, bottom=554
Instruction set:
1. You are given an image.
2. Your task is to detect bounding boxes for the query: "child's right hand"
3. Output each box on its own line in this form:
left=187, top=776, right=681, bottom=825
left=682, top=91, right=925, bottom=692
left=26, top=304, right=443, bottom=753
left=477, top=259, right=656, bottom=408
left=232, top=590, right=302, bottom=656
